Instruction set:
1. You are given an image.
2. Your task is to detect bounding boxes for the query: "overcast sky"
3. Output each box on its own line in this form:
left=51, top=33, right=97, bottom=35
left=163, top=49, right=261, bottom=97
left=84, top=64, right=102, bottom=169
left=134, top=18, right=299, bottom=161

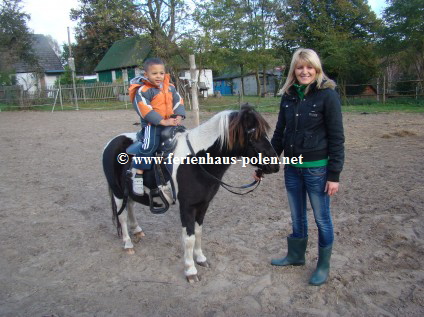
left=22, top=0, right=388, bottom=46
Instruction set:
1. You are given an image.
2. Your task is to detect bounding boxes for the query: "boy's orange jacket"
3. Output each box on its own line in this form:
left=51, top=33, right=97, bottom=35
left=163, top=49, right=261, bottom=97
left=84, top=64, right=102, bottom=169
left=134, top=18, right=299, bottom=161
left=128, top=74, right=185, bottom=126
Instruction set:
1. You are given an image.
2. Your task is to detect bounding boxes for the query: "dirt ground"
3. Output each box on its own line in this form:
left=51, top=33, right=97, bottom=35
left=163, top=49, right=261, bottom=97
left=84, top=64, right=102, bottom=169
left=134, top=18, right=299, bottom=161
left=0, top=108, right=423, bottom=317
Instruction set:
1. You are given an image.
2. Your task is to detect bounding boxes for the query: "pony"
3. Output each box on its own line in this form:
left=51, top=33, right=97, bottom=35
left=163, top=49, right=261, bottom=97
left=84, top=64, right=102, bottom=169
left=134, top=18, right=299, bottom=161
left=102, top=105, right=280, bottom=282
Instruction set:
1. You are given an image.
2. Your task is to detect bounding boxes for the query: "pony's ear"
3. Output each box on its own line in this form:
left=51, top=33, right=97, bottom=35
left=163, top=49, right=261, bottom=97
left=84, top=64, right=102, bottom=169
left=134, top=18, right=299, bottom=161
left=239, top=103, right=257, bottom=130
left=240, top=103, right=255, bottom=112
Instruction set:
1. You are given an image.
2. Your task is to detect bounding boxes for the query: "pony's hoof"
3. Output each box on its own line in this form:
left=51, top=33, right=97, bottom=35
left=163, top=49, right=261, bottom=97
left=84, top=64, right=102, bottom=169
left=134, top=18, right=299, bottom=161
left=124, top=248, right=135, bottom=255
left=186, top=274, right=200, bottom=283
left=133, top=231, right=145, bottom=243
left=197, top=261, right=210, bottom=268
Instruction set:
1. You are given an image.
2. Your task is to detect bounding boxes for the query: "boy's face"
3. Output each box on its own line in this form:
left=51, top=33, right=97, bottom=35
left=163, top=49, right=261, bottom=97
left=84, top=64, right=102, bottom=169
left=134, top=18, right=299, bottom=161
left=145, top=64, right=165, bottom=86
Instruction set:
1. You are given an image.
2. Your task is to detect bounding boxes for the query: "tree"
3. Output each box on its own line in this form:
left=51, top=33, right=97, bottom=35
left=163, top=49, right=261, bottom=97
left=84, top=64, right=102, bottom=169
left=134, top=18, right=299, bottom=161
left=55, top=65, right=83, bottom=85
left=193, top=0, right=282, bottom=96
left=242, top=0, right=282, bottom=95
left=70, top=0, right=144, bottom=74
left=70, top=0, right=190, bottom=74
left=136, top=0, right=191, bottom=72
left=381, top=0, right=424, bottom=82
left=277, top=0, right=381, bottom=88
left=0, top=0, right=36, bottom=84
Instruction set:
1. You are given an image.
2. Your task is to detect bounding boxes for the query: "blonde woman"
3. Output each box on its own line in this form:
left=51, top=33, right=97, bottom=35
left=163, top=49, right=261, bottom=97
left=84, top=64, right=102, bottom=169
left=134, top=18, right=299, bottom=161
left=270, top=48, right=345, bottom=285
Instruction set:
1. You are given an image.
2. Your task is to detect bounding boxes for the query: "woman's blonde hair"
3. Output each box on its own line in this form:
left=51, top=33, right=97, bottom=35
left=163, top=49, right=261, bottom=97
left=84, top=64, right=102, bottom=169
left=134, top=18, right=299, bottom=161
left=280, top=48, right=330, bottom=95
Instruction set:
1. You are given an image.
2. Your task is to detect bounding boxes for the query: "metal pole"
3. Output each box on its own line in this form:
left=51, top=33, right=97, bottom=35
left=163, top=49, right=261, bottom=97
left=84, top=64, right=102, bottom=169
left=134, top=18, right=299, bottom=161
left=67, top=27, right=79, bottom=110
left=189, top=55, right=200, bottom=127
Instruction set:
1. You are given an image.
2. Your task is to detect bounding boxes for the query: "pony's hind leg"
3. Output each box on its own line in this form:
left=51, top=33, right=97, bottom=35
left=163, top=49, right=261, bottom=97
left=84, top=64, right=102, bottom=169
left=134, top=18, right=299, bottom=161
left=194, top=203, right=210, bottom=268
left=194, top=222, right=209, bottom=268
left=127, top=199, right=145, bottom=243
left=114, top=196, right=135, bottom=255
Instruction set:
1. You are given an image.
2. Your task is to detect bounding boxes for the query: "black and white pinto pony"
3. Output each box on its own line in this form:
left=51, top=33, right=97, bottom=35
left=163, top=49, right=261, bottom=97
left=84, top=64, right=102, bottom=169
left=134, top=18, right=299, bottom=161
left=102, top=105, right=280, bottom=282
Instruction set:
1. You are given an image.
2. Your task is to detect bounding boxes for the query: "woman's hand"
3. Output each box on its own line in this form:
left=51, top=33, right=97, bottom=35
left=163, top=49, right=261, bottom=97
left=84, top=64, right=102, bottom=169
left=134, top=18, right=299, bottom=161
left=252, top=169, right=264, bottom=181
left=325, top=181, right=339, bottom=196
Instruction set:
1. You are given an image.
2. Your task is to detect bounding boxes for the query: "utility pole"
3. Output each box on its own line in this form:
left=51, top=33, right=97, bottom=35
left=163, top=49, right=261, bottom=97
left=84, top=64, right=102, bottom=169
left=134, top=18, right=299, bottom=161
left=189, top=55, right=199, bottom=126
left=67, top=27, right=79, bottom=110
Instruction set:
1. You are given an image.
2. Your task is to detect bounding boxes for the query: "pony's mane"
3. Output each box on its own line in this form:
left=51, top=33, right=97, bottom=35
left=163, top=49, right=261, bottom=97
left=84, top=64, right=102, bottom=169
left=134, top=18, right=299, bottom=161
left=227, top=106, right=270, bottom=149
left=185, top=106, right=269, bottom=153
left=185, top=110, right=234, bottom=153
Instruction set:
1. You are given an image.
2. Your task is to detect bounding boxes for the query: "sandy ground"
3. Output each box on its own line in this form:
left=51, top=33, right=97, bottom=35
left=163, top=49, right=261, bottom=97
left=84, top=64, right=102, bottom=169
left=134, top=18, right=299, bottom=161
left=0, top=108, right=423, bottom=317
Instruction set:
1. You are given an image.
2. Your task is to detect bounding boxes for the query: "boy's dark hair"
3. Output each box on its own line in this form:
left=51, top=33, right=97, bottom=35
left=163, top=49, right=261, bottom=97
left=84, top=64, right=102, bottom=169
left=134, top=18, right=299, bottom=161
left=143, top=58, right=164, bottom=71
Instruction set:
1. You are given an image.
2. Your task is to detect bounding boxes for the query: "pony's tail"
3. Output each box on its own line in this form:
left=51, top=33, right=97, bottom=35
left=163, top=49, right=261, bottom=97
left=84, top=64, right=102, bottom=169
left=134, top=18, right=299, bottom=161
left=109, top=187, right=122, bottom=238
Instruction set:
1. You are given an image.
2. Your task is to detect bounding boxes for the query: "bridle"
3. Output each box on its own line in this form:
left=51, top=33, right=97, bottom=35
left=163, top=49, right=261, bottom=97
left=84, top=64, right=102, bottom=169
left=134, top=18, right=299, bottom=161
left=185, top=127, right=264, bottom=195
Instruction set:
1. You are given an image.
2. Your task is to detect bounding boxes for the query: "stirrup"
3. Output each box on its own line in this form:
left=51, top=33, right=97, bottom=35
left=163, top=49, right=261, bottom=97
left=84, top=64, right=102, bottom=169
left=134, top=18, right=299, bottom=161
left=149, top=188, right=170, bottom=214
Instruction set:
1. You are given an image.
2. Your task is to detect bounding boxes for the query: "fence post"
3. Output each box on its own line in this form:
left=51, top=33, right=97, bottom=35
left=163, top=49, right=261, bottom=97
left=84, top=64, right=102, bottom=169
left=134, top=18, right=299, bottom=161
left=189, top=54, right=200, bottom=127
left=383, top=75, right=386, bottom=104
left=82, top=84, right=86, bottom=102
left=376, top=77, right=380, bottom=102
left=124, top=80, right=128, bottom=109
left=58, top=81, right=63, bottom=110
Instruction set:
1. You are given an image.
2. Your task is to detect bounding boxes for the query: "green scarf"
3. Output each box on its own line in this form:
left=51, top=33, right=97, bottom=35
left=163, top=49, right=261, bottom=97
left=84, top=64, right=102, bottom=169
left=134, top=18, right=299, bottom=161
left=294, top=84, right=307, bottom=100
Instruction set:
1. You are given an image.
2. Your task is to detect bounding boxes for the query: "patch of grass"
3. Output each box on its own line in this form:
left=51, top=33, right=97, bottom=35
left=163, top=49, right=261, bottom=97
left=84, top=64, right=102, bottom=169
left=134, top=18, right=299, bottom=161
left=198, top=95, right=280, bottom=112
left=1, top=95, right=424, bottom=113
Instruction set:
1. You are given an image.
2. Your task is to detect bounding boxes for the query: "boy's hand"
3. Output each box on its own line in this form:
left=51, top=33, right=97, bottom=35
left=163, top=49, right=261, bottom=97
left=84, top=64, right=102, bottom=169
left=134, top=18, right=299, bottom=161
left=175, top=116, right=183, bottom=125
left=160, top=118, right=178, bottom=126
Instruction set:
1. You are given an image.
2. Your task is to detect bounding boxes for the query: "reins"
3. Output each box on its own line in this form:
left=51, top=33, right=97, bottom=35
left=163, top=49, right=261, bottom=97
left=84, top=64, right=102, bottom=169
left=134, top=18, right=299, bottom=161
left=185, top=133, right=262, bottom=196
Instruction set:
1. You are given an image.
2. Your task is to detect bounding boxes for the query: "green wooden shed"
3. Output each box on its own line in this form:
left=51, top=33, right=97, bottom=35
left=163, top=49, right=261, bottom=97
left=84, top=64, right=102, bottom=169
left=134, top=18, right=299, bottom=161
left=94, top=36, right=152, bottom=83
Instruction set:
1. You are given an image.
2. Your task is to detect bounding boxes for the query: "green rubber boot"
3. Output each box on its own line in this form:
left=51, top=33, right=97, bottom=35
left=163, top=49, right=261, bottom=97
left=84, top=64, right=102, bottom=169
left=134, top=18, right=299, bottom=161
left=271, top=236, right=308, bottom=266
left=309, top=245, right=332, bottom=286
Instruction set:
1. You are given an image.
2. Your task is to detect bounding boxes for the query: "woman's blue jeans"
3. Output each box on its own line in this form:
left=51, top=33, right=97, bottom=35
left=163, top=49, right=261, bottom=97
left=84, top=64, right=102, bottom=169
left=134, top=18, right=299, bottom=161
left=284, top=165, right=334, bottom=247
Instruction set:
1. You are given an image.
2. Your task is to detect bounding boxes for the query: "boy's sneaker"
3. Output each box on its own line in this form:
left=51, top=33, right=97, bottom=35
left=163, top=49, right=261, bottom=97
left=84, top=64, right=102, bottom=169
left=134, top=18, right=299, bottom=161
left=132, top=173, right=144, bottom=195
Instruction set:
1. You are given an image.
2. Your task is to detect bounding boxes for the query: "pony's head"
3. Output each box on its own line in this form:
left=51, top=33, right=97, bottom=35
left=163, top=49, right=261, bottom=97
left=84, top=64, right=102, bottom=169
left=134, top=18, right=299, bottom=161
left=226, top=104, right=280, bottom=174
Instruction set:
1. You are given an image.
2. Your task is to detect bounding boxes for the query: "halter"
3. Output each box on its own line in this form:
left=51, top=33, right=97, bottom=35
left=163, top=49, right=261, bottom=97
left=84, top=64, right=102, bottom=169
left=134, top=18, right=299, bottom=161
left=185, top=128, right=263, bottom=196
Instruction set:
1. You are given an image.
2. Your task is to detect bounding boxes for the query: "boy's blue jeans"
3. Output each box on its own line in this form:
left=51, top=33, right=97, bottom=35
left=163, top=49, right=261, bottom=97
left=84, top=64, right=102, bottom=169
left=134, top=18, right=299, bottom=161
left=132, top=125, right=163, bottom=170
left=284, top=165, right=334, bottom=248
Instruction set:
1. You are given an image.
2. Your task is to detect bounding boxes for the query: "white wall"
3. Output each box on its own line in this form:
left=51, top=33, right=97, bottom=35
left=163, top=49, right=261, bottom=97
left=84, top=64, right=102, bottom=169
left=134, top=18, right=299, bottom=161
left=122, top=69, right=128, bottom=82
left=232, top=74, right=276, bottom=96
left=45, top=74, right=59, bottom=87
left=179, top=69, right=214, bottom=96
left=16, top=73, right=38, bottom=93
left=16, top=72, right=61, bottom=92
left=135, top=67, right=143, bottom=77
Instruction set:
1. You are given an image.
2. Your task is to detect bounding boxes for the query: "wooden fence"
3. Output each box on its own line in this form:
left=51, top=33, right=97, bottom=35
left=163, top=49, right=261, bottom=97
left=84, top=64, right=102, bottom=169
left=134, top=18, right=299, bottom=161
left=1, top=78, right=422, bottom=110
left=56, top=81, right=129, bottom=102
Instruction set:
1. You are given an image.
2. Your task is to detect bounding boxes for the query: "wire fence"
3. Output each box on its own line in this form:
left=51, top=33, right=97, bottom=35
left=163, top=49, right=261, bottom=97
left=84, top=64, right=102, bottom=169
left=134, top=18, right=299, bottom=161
left=0, top=78, right=423, bottom=111
left=0, top=81, right=132, bottom=111
left=343, top=77, right=424, bottom=105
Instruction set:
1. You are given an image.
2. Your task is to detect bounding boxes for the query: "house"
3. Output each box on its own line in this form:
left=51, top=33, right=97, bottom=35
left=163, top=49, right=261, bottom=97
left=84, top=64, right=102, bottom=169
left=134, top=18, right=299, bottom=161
left=346, top=84, right=378, bottom=98
left=178, top=69, right=214, bottom=97
left=14, top=34, right=64, bottom=92
left=94, top=36, right=151, bottom=83
left=95, top=36, right=214, bottom=96
left=214, top=71, right=279, bottom=96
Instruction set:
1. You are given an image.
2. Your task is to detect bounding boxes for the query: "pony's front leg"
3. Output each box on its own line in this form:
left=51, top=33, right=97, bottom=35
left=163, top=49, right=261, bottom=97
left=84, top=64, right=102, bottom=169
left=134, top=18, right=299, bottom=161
left=115, top=197, right=135, bottom=255
left=182, top=227, right=199, bottom=283
left=194, top=222, right=209, bottom=268
left=127, top=199, right=145, bottom=243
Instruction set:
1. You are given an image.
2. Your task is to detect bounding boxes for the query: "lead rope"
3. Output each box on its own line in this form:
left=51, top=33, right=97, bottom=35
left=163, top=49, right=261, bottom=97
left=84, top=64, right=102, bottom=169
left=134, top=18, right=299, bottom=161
left=185, top=134, right=262, bottom=195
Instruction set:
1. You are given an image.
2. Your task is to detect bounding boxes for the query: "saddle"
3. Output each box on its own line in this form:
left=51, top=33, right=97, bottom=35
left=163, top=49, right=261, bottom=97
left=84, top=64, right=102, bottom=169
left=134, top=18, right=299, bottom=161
left=126, top=125, right=186, bottom=214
